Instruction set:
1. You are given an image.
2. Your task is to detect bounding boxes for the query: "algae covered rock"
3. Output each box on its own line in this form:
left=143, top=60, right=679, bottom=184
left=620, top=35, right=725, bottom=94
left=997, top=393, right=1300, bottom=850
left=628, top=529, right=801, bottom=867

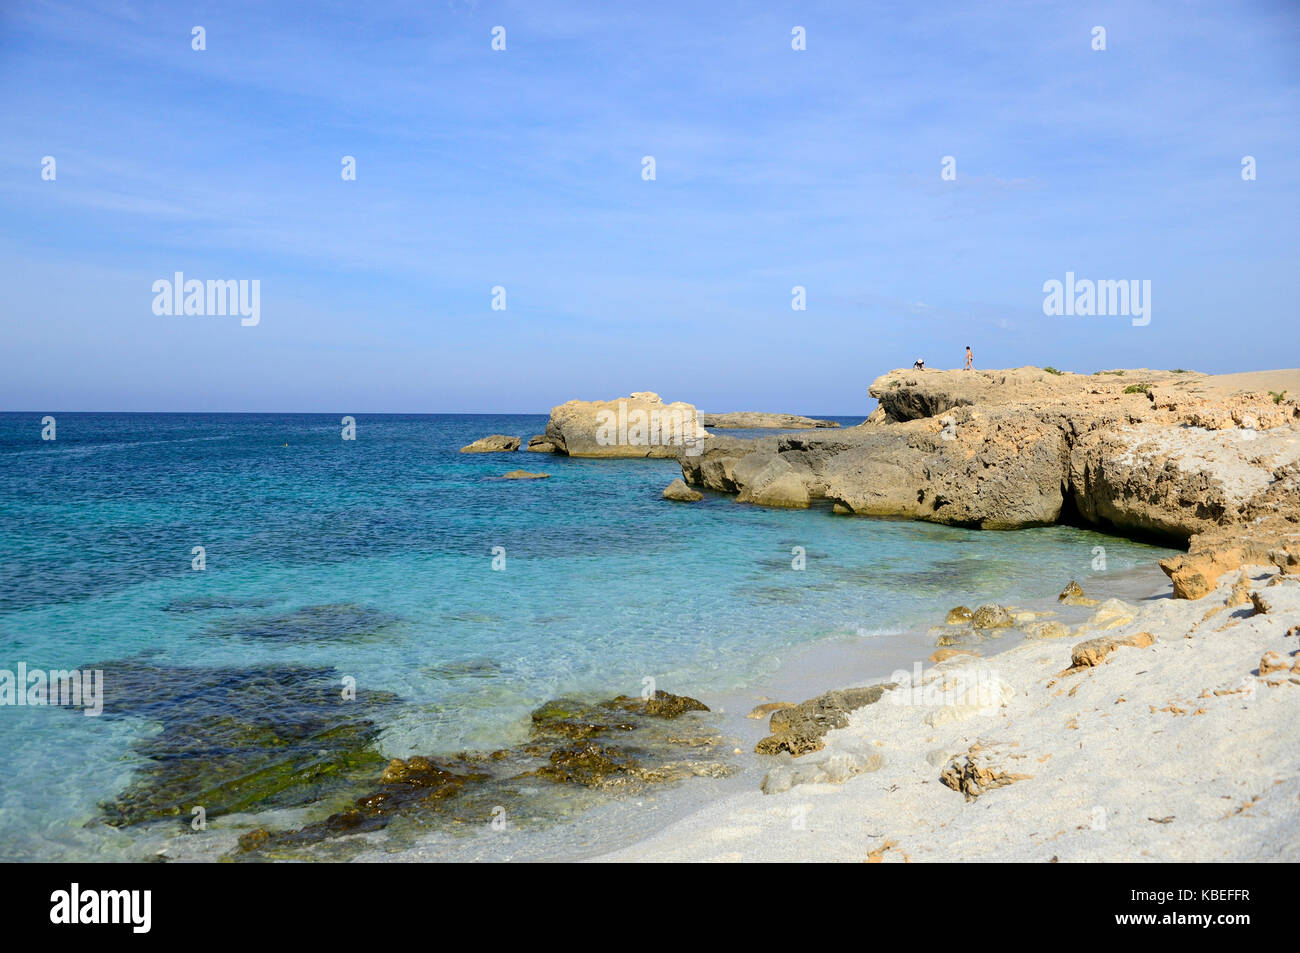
left=755, top=684, right=892, bottom=756
left=91, top=660, right=399, bottom=828
left=971, top=604, right=1014, bottom=628
left=1057, top=580, right=1097, bottom=606
left=236, top=685, right=728, bottom=858
left=945, top=605, right=974, bottom=625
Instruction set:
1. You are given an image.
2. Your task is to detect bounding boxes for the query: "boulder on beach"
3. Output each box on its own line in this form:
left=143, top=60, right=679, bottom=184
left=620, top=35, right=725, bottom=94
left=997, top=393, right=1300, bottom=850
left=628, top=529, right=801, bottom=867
left=460, top=435, right=521, bottom=453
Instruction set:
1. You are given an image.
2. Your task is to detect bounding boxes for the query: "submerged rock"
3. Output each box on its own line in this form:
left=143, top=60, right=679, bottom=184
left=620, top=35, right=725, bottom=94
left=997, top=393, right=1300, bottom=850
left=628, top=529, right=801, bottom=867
left=235, top=687, right=728, bottom=858
left=747, top=701, right=796, bottom=719
left=1024, top=621, right=1071, bottom=640
left=89, top=660, right=399, bottom=828
left=198, top=603, right=404, bottom=644
left=502, top=469, right=550, bottom=479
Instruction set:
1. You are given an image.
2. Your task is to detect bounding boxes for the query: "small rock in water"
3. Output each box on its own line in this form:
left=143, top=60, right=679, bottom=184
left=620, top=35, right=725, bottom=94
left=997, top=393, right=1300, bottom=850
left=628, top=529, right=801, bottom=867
left=1057, top=580, right=1096, bottom=606
left=1087, top=598, right=1136, bottom=630
left=460, top=434, right=521, bottom=453
left=1025, top=621, right=1071, bottom=640
left=662, top=478, right=703, bottom=502
left=945, top=605, right=974, bottom=625
left=502, top=470, right=550, bottom=480
left=747, top=701, right=796, bottom=719
left=971, top=604, right=1014, bottom=628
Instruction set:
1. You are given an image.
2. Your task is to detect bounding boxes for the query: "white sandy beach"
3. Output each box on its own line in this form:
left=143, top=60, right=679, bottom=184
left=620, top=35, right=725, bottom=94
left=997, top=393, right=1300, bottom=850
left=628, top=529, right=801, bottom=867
left=592, top=565, right=1300, bottom=863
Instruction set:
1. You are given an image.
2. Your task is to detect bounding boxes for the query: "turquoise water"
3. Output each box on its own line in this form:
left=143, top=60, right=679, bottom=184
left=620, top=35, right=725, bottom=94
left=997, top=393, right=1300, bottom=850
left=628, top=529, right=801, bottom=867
left=0, top=412, right=1175, bottom=860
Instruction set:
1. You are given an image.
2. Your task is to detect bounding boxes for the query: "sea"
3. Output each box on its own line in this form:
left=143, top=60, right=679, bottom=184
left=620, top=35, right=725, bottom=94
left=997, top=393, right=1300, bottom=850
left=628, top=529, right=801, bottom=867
left=0, top=412, right=1176, bottom=861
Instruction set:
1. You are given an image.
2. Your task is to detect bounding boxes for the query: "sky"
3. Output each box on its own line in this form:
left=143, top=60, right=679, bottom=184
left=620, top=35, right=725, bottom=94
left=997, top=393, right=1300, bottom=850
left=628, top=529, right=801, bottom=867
left=1, top=0, right=1297, bottom=413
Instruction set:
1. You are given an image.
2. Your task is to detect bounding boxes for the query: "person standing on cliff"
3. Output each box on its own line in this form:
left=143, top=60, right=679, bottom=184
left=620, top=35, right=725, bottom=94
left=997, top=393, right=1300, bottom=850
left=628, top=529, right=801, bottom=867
left=963, top=346, right=973, bottom=371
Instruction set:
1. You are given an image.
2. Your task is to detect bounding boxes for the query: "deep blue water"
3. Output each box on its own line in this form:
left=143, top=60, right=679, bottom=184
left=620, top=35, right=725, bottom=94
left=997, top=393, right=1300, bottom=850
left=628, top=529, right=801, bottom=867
left=0, top=412, right=1174, bottom=859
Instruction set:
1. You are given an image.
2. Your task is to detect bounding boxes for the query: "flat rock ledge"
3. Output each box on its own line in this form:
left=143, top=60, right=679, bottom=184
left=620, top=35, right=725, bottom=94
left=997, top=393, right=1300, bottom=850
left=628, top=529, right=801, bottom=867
left=460, top=434, right=520, bottom=453
left=700, top=412, right=841, bottom=429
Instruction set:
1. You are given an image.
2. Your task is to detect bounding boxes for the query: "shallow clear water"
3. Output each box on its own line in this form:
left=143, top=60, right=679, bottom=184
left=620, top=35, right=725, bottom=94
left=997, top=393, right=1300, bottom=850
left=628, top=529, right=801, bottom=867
left=0, top=412, right=1176, bottom=860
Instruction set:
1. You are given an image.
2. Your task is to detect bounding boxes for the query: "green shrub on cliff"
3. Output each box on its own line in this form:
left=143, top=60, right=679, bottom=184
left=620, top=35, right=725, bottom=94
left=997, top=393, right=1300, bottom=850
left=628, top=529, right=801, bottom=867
left=1043, top=366, right=1063, bottom=375
left=1124, top=383, right=1150, bottom=394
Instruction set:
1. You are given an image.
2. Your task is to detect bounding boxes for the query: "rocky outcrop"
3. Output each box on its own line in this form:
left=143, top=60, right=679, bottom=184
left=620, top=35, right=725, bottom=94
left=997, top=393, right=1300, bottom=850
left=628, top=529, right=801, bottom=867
left=502, top=470, right=549, bottom=480
left=460, top=434, right=521, bottom=453
left=526, top=434, right=557, bottom=453
left=673, top=367, right=1300, bottom=574
left=700, top=412, right=841, bottom=429
left=543, top=392, right=709, bottom=459
left=1159, top=516, right=1300, bottom=599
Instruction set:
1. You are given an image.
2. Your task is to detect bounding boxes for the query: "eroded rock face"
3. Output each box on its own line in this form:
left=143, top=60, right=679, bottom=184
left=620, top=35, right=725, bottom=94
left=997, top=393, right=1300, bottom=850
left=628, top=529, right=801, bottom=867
left=543, top=392, right=709, bottom=459
left=1160, top=516, right=1300, bottom=599
left=526, top=434, right=557, bottom=453
left=1068, top=423, right=1300, bottom=540
left=673, top=367, right=1300, bottom=552
left=460, top=434, right=521, bottom=453
left=732, top=451, right=811, bottom=508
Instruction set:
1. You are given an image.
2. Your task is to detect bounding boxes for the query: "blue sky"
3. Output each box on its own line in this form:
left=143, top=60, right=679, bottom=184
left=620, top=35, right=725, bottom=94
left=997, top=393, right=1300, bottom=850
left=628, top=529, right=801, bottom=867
left=1, top=0, right=1297, bottom=413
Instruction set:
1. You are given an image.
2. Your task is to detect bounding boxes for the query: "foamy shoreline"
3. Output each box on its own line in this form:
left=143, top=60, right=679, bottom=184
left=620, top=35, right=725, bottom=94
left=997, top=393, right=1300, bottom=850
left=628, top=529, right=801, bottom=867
left=590, top=563, right=1300, bottom=863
